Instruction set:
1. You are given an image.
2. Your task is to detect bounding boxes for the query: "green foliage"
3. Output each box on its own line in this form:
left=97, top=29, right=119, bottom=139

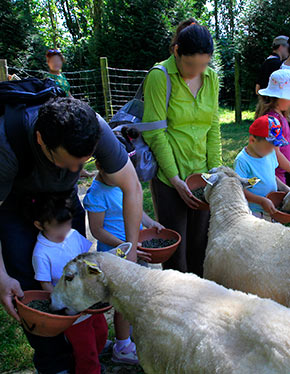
left=92, top=0, right=208, bottom=70
left=0, top=0, right=31, bottom=65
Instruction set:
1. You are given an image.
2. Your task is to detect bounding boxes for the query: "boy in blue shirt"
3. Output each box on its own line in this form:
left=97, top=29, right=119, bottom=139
left=234, top=114, right=290, bottom=219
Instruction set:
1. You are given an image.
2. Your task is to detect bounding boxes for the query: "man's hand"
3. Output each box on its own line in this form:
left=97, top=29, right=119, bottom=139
left=0, top=272, right=23, bottom=322
left=260, top=197, right=277, bottom=215
left=104, top=159, right=143, bottom=263
left=169, top=176, right=199, bottom=209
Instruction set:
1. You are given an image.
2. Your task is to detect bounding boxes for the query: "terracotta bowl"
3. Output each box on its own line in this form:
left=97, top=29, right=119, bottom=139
left=138, top=228, right=181, bottom=264
left=84, top=304, right=112, bottom=314
left=185, top=173, right=210, bottom=210
left=266, top=191, right=290, bottom=224
left=15, top=290, right=82, bottom=337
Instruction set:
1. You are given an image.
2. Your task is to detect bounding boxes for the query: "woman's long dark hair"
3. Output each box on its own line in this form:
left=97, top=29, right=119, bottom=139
left=170, top=18, right=214, bottom=56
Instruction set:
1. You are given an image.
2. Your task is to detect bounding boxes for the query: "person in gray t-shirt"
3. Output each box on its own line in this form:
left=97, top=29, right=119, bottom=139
left=0, top=97, right=142, bottom=374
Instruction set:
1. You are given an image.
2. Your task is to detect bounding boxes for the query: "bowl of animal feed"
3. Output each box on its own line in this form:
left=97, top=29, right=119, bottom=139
left=266, top=191, right=290, bottom=224
left=185, top=173, right=210, bottom=210
left=138, top=228, right=181, bottom=263
left=15, top=290, right=82, bottom=337
left=84, top=302, right=112, bottom=314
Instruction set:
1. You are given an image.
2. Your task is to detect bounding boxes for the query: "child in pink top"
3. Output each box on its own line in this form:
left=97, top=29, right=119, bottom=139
left=256, top=69, right=290, bottom=184
left=268, top=111, right=290, bottom=183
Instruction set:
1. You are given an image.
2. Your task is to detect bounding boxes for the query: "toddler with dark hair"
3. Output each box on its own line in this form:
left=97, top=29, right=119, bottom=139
left=30, top=193, right=107, bottom=374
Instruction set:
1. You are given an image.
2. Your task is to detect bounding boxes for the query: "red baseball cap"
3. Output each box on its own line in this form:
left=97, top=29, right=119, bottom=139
left=249, top=115, right=288, bottom=147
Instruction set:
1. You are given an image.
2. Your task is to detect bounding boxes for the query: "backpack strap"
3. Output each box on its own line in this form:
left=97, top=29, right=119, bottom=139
left=131, top=65, right=171, bottom=133
left=4, top=104, right=35, bottom=178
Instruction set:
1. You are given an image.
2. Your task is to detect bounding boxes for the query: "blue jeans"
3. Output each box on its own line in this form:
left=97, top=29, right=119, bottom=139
left=0, top=192, right=86, bottom=374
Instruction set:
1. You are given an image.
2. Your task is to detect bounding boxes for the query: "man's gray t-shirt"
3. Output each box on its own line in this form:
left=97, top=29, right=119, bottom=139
left=0, top=108, right=128, bottom=206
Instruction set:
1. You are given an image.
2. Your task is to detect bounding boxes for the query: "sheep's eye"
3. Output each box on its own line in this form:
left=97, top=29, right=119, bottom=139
left=64, top=274, right=74, bottom=282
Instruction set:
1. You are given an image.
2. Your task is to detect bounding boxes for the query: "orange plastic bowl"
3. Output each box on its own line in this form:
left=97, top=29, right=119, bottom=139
left=185, top=173, right=209, bottom=210
left=15, top=290, right=82, bottom=337
left=138, top=228, right=181, bottom=264
left=266, top=191, right=290, bottom=224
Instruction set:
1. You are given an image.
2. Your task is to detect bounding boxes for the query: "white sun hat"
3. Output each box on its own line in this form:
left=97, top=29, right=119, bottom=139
left=258, top=69, right=290, bottom=100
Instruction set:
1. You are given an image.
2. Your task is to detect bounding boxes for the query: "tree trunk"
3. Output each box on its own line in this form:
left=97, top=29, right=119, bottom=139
left=47, top=0, right=58, bottom=48
left=228, top=0, right=242, bottom=124
left=234, top=52, right=242, bottom=124
left=214, top=0, right=219, bottom=40
left=92, top=0, right=103, bottom=35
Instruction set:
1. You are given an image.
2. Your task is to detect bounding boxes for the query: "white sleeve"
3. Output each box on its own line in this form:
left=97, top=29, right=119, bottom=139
left=32, top=255, right=52, bottom=282
left=77, top=232, right=92, bottom=254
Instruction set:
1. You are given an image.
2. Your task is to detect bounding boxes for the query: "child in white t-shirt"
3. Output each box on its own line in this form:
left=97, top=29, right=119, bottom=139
left=29, top=194, right=107, bottom=374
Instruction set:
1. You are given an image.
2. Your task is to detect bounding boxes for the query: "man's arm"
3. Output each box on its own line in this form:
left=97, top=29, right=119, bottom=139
left=255, top=84, right=260, bottom=95
left=103, top=159, right=143, bottom=262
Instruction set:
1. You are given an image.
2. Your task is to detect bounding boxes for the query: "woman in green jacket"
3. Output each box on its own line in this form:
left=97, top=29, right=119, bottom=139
left=143, top=18, right=222, bottom=274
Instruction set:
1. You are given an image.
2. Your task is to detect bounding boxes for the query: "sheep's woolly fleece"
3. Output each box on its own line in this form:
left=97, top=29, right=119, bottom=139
left=51, top=252, right=290, bottom=374
left=203, top=166, right=290, bottom=307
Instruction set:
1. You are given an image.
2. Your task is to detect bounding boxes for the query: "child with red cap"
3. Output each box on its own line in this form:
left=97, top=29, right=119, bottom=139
left=234, top=114, right=290, bottom=220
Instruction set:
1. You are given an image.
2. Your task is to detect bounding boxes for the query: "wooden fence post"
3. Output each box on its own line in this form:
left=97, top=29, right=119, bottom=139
left=234, top=53, right=242, bottom=124
left=0, top=59, right=8, bottom=81
left=100, top=57, right=113, bottom=122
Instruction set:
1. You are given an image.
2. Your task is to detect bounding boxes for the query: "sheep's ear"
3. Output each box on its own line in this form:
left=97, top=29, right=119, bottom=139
left=83, top=259, right=102, bottom=275
left=240, top=177, right=260, bottom=189
left=201, top=173, right=219, bottom=186
left=208, top=167, right=219, bottom=174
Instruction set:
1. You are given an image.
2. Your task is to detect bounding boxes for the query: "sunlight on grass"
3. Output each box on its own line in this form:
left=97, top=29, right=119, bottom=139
left=219, top=107, right=255, bottom=124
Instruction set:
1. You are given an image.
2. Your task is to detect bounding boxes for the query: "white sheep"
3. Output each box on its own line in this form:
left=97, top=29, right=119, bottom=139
left=51, top=251, right=290, bottom=374
left=202, top=166, right=290, bottom=307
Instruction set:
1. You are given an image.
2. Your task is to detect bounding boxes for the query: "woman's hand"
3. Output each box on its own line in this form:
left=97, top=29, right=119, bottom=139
left=169, top=175, right=199, bottom=209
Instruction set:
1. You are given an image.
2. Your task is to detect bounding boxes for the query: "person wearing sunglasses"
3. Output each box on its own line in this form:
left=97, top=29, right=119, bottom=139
left=46, top=49, right=72, bottom=97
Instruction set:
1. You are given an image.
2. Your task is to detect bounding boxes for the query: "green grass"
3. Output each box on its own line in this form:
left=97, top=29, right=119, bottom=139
left=0, top=108, right=253, bottom=373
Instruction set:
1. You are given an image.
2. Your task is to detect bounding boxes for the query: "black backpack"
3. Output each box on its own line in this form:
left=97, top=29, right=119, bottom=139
left=0, top=77, right=65, bottom=178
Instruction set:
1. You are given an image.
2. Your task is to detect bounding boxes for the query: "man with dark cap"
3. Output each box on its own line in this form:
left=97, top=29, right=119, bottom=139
left=255, top=35, right=289, bottom=94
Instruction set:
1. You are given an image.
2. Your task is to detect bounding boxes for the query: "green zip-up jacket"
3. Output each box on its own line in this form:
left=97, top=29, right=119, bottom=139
left=142, top=55, right=222, bottom=187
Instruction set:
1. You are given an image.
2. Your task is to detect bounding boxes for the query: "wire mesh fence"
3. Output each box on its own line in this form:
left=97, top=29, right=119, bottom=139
left=6, top=59, right=149, bottom=122
left=107, top=66, right=148, bottom=115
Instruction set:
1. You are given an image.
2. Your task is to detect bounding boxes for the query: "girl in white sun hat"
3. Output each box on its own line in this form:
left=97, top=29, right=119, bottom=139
left=256, top=69, right=290, bottom=184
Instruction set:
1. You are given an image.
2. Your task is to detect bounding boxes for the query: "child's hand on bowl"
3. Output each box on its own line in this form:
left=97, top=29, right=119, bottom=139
left=136, top=248, right=152, bottom=262
left=146, top=220, right=165, bottom=233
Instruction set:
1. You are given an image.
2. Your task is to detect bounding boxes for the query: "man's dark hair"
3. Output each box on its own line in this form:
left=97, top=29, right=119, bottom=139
left=35, top=97, right=100, bottom=157
left=22, top=192, right=74, bottom=226
left=170, top=18, right=214, bottom=56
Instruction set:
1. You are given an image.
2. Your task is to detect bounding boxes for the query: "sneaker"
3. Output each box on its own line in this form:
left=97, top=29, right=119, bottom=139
left=112, top=341, right=139, bottom=365
left=101, top=363, right=106, bottom=374
left=99, top=339, right=113, bottom=358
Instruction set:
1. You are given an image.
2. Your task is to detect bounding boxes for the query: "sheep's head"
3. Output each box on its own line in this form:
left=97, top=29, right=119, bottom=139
left=202, top=166, right=260, bottom=203
left=50, top=252, right=108, bottom=315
